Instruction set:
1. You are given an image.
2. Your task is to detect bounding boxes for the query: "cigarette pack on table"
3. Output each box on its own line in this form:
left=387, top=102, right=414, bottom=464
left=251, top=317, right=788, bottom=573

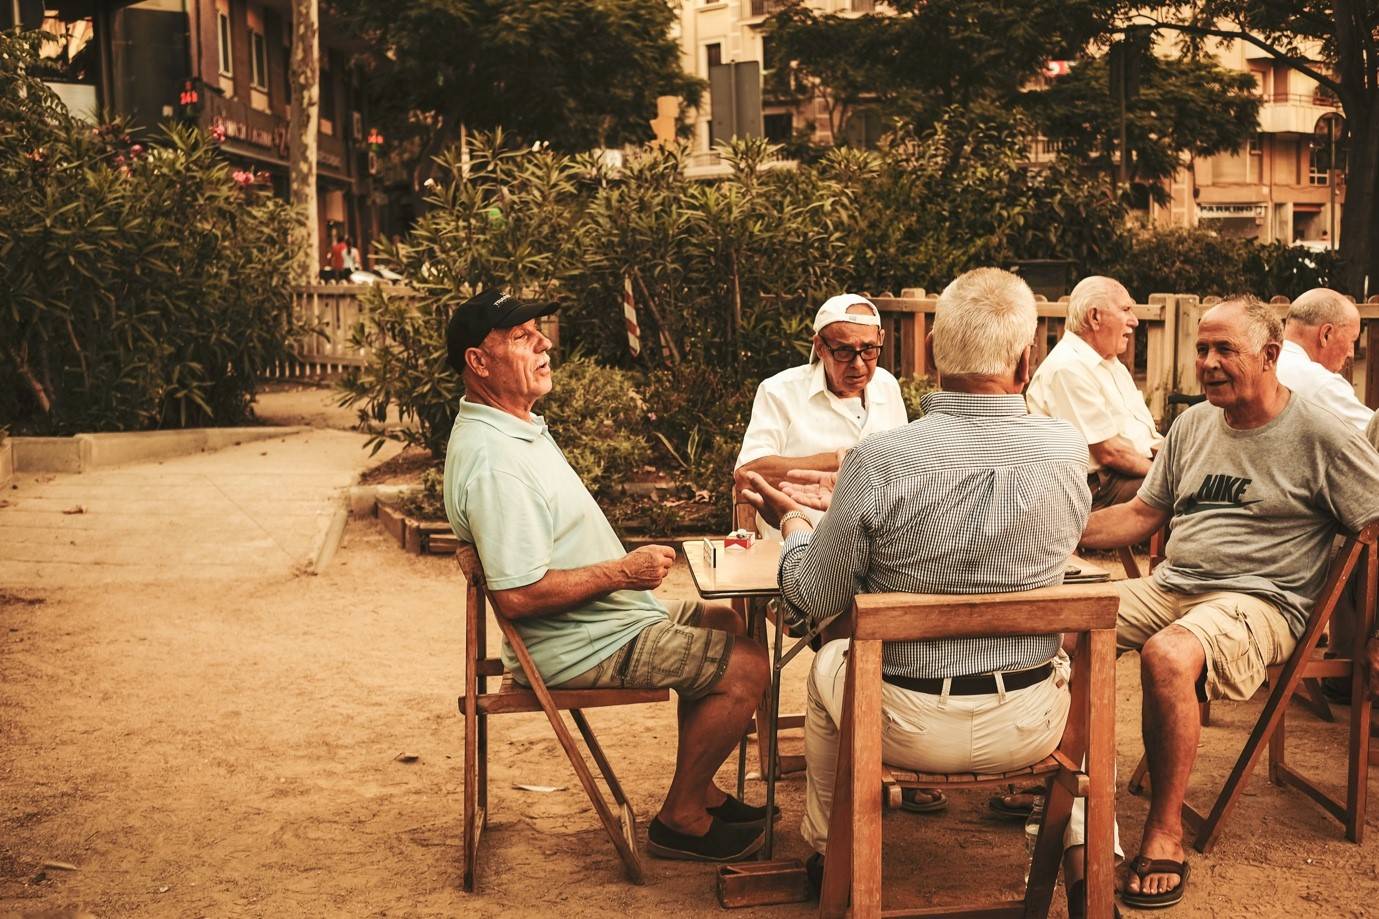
left=725, top=529, right=755, bottom=550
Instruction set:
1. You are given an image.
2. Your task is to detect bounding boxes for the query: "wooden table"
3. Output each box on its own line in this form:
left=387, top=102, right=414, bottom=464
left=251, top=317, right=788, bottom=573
left=683, top=537, right=782, bottom=599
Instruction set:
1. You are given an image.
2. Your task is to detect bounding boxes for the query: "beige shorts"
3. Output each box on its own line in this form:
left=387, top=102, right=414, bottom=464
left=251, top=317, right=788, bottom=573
left=551, top=600, right=733, bottom=700
left=1115, top=578, right=1296, bottom=701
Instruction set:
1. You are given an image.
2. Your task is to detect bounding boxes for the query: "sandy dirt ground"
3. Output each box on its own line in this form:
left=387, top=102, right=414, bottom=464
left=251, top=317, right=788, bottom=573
left=2, top=524, right=1378, bottom=918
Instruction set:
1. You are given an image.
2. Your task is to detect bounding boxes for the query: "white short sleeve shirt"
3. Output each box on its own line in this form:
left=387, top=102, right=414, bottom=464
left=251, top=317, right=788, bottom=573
left=736, top=361, right=908, bottom=530
left=1025, top=332, right=1163, bottom=472
left=1276, top=339, right=1373, bottom=434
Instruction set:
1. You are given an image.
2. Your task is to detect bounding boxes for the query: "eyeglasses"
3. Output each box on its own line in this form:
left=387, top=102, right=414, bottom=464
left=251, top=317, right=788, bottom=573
left=818, top=335, right=883, bottom=363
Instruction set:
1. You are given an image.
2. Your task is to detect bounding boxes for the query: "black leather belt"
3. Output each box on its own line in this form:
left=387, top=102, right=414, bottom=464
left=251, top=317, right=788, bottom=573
left=882, top=662, right=1054, bottom=696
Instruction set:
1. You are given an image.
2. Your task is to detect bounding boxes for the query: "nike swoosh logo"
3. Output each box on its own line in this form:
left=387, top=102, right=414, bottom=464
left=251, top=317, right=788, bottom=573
left=1179, top=499, right=1263, bottom=516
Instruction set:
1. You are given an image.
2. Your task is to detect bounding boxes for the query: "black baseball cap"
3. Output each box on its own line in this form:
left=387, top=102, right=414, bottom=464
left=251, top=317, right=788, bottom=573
left=445, top=289, right=559, bottom=373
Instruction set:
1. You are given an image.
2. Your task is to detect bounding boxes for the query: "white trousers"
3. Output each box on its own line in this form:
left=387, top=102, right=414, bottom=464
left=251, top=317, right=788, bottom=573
left=801, top=639, right=1120, bottom=858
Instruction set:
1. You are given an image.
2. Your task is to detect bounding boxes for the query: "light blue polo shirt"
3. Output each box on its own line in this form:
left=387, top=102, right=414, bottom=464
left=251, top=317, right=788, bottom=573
left=443, top=398, right=668, bottom=686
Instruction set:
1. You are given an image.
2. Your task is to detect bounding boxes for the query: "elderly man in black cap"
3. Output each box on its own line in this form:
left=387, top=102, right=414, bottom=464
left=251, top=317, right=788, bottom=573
left=440, top=289, right=772, bottom=863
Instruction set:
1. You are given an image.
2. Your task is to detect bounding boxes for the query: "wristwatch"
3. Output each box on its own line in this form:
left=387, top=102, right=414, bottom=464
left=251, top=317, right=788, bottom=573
left=778, top=510, right=814, bottom=532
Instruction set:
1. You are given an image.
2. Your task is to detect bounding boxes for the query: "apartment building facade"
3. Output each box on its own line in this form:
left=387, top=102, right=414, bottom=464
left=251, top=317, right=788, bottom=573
left=676, top=0, right=880, bottom=159
left=1150, top=39, right=1344, bottom=246
left=675, top=4, right=1346, bottom=244
left=6, top=0, right=380, bottom=266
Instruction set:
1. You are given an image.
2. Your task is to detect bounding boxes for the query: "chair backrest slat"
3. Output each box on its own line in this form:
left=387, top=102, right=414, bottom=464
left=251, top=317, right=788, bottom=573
left=852, top=583, right=1119, bottom=641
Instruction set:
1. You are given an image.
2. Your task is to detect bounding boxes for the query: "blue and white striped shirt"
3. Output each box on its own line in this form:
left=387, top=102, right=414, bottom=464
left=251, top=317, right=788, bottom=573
left=777, top=391, right=1092, bottom=679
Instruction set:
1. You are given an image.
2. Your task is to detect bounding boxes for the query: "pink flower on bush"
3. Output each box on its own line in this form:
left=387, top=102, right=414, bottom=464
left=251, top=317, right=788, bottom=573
left=232, top=169, right=255, bottom=186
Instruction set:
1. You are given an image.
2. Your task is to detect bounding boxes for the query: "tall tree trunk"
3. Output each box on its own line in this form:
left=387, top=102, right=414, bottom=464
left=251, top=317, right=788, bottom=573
left=289, top=0, right=320, bottom=286
left=1338, top=100, right=1378, bottom=298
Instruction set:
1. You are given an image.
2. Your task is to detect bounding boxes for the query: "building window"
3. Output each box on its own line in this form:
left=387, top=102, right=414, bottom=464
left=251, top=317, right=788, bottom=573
left=1247, top=135, right=1262, bottom=156
left=706, top=42, right=722, bottom=71
left=217, top=11, right=233, bottom=77
left=851, top=0, right=876, bottom=10
left=250, top=30, right=268, bottom=90
left=761, top=35, right=776, bottom=72
left=320, top=52, right=335, bottom=135
left=764, top=112, right=792, bottom=143
left=1309, top=144, right=1330, bottom=186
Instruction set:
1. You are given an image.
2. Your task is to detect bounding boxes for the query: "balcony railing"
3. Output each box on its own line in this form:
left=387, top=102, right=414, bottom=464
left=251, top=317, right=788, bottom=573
left=749, top=0, right=789, bottom=17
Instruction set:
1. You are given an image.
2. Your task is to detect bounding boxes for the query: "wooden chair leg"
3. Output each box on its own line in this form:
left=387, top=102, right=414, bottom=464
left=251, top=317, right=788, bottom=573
left=1194, top=641, right=1328, bottom=854
left=572, top=708, right=644, bottom=882
left=819, top=640, right=884, bottom=919
left=1295, top=677, right=1336, bottom=722
left=1345, top=547, right=1375, bottom=842
left=1023, top=776, right=1068, bottom=916
left=1127, top=752, right=1149, bottom=796
left=1117, top=546, right=1142, bottom=580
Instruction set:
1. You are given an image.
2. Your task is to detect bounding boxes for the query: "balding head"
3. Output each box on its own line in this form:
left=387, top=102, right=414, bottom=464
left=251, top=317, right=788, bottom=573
left=1285, top=288, right=1360, bottom=373
left=1067, top=275, right=1137, bottom=359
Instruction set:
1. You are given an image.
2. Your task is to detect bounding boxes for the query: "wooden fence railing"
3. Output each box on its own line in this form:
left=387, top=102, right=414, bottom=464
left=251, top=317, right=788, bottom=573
left=871, top=291, right=1379, bottom=420
left=280, top=283, right=1379, bottom=418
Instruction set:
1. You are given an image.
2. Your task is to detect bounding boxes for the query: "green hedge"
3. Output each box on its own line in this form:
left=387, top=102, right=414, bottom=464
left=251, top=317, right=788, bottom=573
left=1, top=31, right=299, bottom=434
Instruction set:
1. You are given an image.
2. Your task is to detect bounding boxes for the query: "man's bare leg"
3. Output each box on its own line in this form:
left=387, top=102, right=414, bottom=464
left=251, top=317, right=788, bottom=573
left=685, top=603, right=748, bottom=811
left=1125, top=625, right=1205, bottom=898
left=658, top=606, right=769, bottom=834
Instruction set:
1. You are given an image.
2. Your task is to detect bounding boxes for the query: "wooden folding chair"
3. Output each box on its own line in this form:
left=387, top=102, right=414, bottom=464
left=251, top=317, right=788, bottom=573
left=1127, top=523, right=1378, bottom=853
left=456, top=544, right=669, bottom=892
left=818, top=582, right=1120, bottom=919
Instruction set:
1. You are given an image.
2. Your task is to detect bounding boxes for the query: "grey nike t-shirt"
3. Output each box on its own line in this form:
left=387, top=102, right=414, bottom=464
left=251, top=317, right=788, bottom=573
left=1140, top=393, right=1379, bottom=636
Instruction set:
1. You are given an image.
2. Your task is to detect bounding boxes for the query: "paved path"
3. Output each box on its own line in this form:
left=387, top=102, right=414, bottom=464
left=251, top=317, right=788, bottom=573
left=0, top=429, right=399, bottom=587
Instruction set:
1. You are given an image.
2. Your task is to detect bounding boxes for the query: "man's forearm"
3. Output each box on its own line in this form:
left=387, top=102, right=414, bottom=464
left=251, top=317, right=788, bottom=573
left=491, top=561, right=624, bottom=620
left=1081, top=498, right=1169, bottom=549
left=1090, top=436, right=1152, bottom=478
left=736, top=452, right=838, bottom=490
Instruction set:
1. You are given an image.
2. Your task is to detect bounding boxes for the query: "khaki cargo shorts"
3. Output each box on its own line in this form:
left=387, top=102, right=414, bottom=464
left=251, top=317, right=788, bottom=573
left=552, top=599, right=734, bottom=700
left=1115, top=578, right=1296, bottom=702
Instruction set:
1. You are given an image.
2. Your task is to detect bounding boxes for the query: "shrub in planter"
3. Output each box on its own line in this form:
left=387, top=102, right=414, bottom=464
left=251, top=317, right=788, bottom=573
left=540, top=356, right=651, bottom=495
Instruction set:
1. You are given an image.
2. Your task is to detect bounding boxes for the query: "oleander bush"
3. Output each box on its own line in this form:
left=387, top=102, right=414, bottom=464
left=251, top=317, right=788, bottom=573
left=0, top=31, right=299, bottom=434
left=1108, top=227, right=1340, bottom=301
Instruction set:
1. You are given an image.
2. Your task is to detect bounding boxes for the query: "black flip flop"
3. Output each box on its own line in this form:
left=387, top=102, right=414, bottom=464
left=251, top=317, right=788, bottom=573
left=1119, top=855, right=1190, bottom=909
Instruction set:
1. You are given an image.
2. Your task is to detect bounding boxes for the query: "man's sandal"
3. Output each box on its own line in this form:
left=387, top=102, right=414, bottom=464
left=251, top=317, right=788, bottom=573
left=899, top=787, right=949, bottom=813
left=1119, top=854, right=1190, bottom=909
left=988, top=783, right=1044, bottom=819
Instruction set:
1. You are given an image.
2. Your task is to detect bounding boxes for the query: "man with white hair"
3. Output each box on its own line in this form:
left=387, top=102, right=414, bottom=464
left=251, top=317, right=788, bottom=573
left=1277, top=287, right=1372, bottom=432
left=1279, top=289, right=1375, bottom=704
left=1027, top=276, right=1164, bottom=509
left=734, top=293, right=907, bottom=535
left=743, top=268, right=1104, bottom=911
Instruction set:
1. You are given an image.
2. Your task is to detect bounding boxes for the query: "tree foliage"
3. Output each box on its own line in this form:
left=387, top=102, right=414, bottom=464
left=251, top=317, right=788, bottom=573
left=842, top=107, right=1128, bottom=292
left=329, top=0, right=703, bottom=192
left=766, top=0, right=1113, bottom=132
left=1, top=31, right=299, bottom=434
left=1024, top=53, right=1261, bottom=202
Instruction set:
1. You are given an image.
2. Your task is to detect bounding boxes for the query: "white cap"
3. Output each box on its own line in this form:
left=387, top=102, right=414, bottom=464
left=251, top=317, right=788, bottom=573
left=812, top=294, right=881, bottom=333
left=810, top=294, right=881, bottom=362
